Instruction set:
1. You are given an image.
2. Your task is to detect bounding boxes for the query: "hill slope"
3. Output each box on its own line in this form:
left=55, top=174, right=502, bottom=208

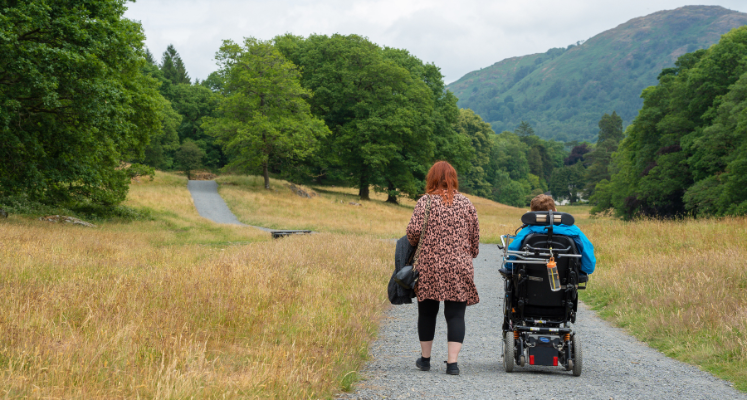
left=447, top=6, right=747, bottom=142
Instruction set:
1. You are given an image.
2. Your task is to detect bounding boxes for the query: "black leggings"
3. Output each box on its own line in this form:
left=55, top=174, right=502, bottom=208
left=417, top=299, right=467, bottom=343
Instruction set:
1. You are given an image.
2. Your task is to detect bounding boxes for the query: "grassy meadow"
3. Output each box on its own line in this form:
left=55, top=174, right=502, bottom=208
left=2, top=172, right=746, bottom=397
left=216, top=174, right=525, bottom=241
left=0, top=172, right=392, bottom=398
left=579, top=217, right=747, bottom=391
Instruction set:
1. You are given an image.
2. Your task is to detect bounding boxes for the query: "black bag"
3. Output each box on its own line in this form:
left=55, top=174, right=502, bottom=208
left=393, top=195, right=431, bottom=290
left=394, top=264, right=418, bottom=290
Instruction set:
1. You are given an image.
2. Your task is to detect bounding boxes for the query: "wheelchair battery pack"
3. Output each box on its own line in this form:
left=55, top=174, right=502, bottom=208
left=527, top=336, right=561, bottom=366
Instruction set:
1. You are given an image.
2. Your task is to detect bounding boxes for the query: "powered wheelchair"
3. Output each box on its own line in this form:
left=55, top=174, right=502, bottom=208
left=497, top=210, right=588, bottom=376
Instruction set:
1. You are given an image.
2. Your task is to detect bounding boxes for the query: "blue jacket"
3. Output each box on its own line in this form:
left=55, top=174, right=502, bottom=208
left=506, top=224, right=595, bottom=275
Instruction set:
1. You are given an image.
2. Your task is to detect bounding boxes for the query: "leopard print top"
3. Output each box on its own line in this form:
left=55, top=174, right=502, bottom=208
left=406, top=192, right=480, bottom=306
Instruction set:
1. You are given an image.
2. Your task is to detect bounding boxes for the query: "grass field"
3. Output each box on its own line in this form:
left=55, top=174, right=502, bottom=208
left=2, top=172, right=746, bottom=396
left=216, top=174, right=526, bottom=242
left=579, top=216, right=747, bottom=391
left=0, top=173, right=391, bottom=398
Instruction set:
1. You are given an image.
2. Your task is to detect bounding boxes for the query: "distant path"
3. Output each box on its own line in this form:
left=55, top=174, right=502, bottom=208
left=340, top=244, right=746, bottom=399
left=187, top=180, right=273, bottom=231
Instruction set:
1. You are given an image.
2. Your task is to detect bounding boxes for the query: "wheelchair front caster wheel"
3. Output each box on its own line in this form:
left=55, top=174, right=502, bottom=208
left=519, top=354, right=526, bottom=367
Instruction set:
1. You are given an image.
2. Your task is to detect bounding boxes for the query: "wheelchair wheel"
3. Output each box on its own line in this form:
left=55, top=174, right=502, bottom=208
left=572, top=335, right=582, bottom=377
left=503, top=333, right=515, bottom=372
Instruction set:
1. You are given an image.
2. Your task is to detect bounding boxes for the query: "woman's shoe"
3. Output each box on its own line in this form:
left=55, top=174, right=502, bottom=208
left=416, top=357, right=431, bottom=371
left=445, top=361, right=460, bottom=375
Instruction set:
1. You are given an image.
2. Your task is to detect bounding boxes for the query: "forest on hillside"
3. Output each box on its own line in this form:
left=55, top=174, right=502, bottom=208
left=592, top=26, right=747, bottom=218
left=447, top=6, right=747, bottom=143
left=2, top=1, right=747, bottom=218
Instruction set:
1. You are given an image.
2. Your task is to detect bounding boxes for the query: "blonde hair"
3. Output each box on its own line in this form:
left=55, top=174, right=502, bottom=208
left=530, top=194, right=556, bottom=211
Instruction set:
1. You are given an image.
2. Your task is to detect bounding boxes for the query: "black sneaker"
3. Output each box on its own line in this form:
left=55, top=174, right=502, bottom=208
left=445, top=361, right=460, bottom=375
left=416, top=357, right=431, bottom=371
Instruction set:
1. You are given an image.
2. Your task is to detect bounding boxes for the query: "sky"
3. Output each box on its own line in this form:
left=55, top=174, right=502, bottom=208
left=125, top=1, right=747, bottom=84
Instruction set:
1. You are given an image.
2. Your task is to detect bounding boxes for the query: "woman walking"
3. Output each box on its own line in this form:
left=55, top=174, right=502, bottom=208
left=406, top=161, right=480, bottom=375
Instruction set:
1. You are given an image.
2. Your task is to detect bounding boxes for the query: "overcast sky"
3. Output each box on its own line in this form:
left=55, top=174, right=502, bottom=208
left=125, top=1, right=747, bottom=84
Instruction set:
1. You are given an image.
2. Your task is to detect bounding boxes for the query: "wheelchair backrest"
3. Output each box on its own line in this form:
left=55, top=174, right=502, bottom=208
left=515, top=233, right=579, bottom=310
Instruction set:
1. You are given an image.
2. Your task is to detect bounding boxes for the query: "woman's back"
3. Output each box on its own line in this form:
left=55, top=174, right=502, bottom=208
left=407, top=192, right=480, bottom=306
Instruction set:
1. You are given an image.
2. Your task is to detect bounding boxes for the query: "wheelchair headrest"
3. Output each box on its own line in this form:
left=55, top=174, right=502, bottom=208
left=521, top=211, right=575, bottom=226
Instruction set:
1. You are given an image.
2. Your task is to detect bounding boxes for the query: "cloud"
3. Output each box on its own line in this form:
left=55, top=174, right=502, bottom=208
left=125, top=0, right=747, bottom=84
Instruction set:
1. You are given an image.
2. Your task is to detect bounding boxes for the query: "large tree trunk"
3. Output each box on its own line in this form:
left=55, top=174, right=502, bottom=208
left=386, top=181, right=398, bottom=204
left=263, top=162, right=270, bottom=189
left=358, top=171, right=370, bottom=200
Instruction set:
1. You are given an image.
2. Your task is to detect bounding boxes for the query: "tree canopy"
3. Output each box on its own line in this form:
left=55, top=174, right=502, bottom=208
left=275, top=34, right=442, bottom=201
left=0, top=0, right=163, bottom=205
left=202, top=38, right=330, bottom=189
left=591, top=26, right=747, bottom=218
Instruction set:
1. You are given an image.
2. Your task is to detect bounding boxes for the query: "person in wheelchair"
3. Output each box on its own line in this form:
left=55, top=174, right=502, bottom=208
left=498, top=194, right=594, bottom=375
left=506, top=194, right=595, bottom=280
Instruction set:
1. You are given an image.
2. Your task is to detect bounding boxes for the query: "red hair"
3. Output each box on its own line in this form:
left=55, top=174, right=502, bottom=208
left=425, top=161, right=459, bottom=205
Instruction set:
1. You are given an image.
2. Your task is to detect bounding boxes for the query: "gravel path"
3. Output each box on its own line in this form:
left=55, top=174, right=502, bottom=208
left=187, top=180, right=273, bottom=231
left=340, top=243, right=745, bottom=399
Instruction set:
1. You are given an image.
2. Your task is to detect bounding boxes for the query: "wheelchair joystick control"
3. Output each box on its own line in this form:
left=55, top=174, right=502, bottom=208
left=547, top=255, right=561, bottom=292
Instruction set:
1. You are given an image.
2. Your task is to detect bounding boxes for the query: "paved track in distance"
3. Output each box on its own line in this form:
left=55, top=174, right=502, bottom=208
left=187, top=180, right=272, bottom=231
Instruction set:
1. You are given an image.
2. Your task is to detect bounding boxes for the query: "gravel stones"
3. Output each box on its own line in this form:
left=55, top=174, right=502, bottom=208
left=339, top=244, right=746, bottom=399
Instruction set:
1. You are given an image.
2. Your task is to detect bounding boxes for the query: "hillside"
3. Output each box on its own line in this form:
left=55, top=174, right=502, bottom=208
left=447, top=6, right=747, bottom=142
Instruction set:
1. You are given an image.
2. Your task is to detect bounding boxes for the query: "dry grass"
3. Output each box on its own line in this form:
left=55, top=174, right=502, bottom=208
left=4, top=170, right=745, bottom=396
left=0, top=172, right=391, bottom=398
left=580, top=216, right=747, bottom=391
left=121, top=172, right=268, bottom=246
left=216, top=175, right=528, bottom=241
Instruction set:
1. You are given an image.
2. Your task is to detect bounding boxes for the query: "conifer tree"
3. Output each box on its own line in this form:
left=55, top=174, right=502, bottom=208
left=161, top=44, right=191, bottom=84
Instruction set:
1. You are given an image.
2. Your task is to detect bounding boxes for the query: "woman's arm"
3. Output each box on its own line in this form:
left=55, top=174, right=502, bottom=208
left=406, top=196, right=426, bottom=246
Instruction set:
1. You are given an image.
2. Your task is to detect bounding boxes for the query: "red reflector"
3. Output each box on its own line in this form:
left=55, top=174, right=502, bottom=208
left=553, top=356, right=558, bottom=366
left=529, top=355, right=535, bottom=365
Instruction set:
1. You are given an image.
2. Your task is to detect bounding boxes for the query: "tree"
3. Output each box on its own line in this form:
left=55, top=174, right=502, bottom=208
left=455, top=109, right=493, bottom=198
left=597, top=111, right=624, bottom=143
left=583, top=111, right=624, bottom=197
left=274, top=34, right=434, bottom=200
left=549, top=163, right=586, bottom=204
left=564, top=143, right=591, bottom=166
left=201, top=71, right=225, bottom=93
left=592, top=26, right=747, bottom=218
left=142, top=98, right=182, bottom=169
left=0, top=0, right=164, bottom=205
left=161, top=44, right=191, bottom=84
left=515, top=121, right=535, bottom=137
left=485, top=132, right=530, bottom=206
left=380, top=47, right=472, bottom=203
left=203, top=38, right=330, bottom=189
left=175, top=140, right=205, bottom=180
left=169, top=84, right=223, bottom=168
